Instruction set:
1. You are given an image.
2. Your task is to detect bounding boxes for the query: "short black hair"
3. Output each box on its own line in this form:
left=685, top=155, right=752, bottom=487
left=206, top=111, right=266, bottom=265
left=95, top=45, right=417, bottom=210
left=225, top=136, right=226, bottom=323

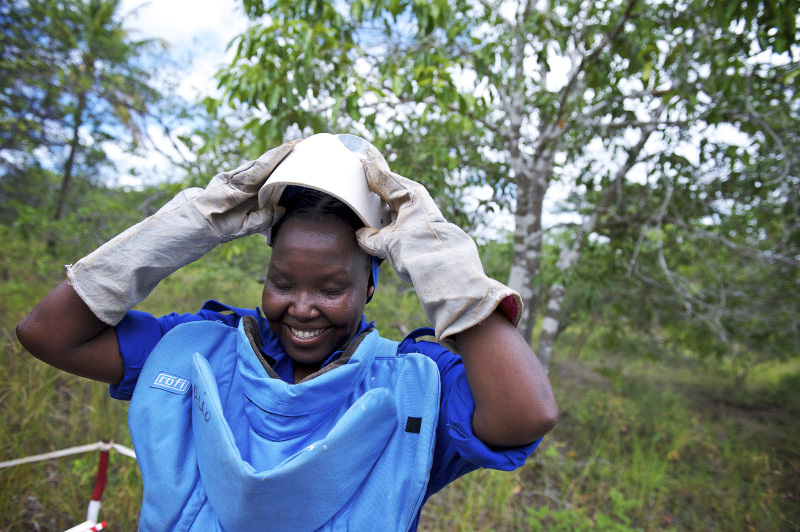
left=270, top=186, right=365, bottom=243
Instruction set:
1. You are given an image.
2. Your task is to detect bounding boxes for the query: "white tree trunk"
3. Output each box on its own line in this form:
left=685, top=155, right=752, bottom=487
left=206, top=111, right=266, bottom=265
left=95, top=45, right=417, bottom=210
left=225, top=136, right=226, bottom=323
left=537, top=282, right=566, bottom=372
left=507, top=192, right=542, bottom=343
left=536, top=125, right=654, bottom=370
left=507, top=146, right=554, bottom=344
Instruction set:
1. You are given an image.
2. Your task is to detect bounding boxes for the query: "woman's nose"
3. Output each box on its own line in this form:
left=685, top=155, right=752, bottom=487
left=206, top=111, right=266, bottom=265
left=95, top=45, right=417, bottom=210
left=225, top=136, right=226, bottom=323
left=288, top=292, right=320, bottom=319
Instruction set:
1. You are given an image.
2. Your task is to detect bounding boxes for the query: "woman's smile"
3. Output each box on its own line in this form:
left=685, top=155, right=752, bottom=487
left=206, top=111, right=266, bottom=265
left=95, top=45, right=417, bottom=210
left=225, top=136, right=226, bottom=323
left=288, top=326, right=329, bottom=340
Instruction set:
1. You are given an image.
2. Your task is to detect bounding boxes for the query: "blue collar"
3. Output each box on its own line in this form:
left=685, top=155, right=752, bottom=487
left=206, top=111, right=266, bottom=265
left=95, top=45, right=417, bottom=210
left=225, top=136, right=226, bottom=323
left=255, top=310, right=375, bottom=383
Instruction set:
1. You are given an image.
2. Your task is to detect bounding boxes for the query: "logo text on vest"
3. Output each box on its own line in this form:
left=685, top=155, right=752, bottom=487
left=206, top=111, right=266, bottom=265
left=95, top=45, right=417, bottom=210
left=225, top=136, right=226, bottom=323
left=151, top=372, right=191, bottom=394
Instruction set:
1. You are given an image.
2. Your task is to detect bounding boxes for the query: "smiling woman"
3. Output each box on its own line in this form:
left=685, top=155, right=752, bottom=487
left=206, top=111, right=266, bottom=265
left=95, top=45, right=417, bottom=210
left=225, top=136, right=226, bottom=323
left=16, top=133, right=557, bottom=531
left=264, top=192, right=374, bottom=382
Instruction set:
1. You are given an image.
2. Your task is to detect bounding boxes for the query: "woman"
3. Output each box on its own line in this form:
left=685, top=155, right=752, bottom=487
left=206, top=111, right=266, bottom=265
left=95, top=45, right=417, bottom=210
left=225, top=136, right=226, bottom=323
left=17, top=134, right=557, bottom=531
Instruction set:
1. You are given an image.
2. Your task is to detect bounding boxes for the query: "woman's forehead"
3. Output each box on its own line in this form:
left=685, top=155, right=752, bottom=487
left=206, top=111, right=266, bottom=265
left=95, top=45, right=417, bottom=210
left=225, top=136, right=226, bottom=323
left=273, top=215, right=356, bottom=249
left=270, top=215, right=369, bottom=273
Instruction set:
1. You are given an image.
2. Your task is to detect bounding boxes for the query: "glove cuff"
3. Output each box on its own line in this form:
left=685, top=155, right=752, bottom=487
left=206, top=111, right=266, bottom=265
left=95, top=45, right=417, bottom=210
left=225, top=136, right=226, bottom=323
left=66, top=198, right=220, bottom=325
left=431, top=281, right=523, bottom=342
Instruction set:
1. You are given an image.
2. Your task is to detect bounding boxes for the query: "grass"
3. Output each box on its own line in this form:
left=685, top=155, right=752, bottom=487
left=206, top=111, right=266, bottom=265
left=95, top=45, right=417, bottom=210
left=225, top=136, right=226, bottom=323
left=419, top=333, right=799, bottom=531
left=0, top=325, right=142, bottom=529
left=1, top=234, right=798, bottom=530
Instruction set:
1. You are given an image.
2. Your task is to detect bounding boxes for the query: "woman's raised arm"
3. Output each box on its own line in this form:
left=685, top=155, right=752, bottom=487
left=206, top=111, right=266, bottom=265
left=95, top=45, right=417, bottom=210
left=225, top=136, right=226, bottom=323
left=17, top=140, right=301, bottom=383
left=17, top=280, right=123, bottom=383
left=454, top=310, right=557, bottom=447
left=356, top=151, right=557, bottom=447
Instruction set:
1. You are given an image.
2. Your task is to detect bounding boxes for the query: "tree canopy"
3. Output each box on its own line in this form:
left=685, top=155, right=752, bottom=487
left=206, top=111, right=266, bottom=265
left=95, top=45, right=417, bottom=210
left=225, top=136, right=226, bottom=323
left=211, top=0, right=798, bottom=371
left=0, top=0, right=165, bottom=222
left=1, top=0, right=797, bottom=374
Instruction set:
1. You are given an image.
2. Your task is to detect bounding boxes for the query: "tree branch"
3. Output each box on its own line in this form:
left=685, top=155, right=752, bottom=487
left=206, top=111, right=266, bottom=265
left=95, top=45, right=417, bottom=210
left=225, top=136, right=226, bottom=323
left=577, top=118, right=689, bottom=130
left=553, top=0, right=640, bottom=123
left=678, top=223, right=799, bottom=268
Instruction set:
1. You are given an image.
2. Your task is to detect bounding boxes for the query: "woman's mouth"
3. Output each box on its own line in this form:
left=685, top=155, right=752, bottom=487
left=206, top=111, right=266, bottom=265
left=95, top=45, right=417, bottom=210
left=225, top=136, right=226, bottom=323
left=289, top=326, right=327, bottom=340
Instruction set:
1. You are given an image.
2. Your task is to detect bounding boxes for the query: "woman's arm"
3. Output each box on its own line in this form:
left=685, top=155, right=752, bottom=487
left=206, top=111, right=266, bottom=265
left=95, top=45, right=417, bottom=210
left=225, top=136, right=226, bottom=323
left=356, top=153, right=557, bottom=448
left=16, top=141, right=300, bottom=383
left=16, top=280, right=124, bottom=384
left=454, top=309, right=558, bottom=448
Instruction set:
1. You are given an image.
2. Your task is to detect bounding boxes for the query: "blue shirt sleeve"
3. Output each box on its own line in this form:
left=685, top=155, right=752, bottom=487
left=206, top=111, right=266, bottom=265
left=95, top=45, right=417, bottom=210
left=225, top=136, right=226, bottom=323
left=110, top=301, right=252, bottom=400
left=398, top=328, right=542, bottom=498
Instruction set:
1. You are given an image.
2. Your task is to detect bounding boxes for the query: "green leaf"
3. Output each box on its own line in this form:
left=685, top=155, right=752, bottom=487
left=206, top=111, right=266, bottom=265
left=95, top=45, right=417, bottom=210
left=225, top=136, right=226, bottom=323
left=267, top=86, right=281, bottom=109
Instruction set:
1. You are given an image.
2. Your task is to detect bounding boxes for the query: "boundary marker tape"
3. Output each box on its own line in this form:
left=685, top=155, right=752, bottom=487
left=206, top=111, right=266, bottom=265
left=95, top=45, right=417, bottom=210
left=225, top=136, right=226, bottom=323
left=1, top=440, right=137, bottom=531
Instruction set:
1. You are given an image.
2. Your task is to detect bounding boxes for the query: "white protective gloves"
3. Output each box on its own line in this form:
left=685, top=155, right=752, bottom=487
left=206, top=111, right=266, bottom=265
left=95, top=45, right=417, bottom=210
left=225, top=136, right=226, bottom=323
left=67, top=140, right=300, bottom=325
left=356, top=149, right=523, bottom=342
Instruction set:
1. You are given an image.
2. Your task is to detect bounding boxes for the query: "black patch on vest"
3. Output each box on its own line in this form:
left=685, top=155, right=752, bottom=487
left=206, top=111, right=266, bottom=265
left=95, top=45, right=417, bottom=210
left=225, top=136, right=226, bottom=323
left=405, top=417, right=422, bottom=434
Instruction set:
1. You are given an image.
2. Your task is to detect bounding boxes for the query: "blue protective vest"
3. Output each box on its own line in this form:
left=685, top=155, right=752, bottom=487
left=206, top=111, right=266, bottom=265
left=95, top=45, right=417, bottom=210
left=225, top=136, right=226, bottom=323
left=128, top=318, right=441, bottom=531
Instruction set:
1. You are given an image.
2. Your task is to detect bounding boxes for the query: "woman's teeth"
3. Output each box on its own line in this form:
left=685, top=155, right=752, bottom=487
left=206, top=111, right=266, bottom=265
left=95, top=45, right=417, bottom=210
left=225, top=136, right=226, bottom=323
left=290, top=327, right=325, bottom=340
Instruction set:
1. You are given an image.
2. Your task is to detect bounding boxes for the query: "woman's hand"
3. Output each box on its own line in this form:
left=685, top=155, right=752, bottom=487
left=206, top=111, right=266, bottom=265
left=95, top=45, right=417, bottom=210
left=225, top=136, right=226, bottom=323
left=68, top=139, right=300, bottom=326
left=356, top=149, right=521, bottom=341
left=17, top=140, right=302, bottom=384
left=356, top=150, right=556, bottom=446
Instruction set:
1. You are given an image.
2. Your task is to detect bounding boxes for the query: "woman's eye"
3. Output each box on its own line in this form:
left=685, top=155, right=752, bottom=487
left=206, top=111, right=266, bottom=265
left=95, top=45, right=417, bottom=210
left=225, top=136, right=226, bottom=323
left=321, top=287, right=344, bottom=297
left=269, top=279, right=292, bottom=292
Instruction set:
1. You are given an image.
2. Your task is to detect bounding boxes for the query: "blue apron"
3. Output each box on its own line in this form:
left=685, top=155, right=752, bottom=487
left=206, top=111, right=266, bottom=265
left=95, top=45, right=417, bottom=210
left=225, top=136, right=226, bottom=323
left=128, top=318, right=440, bottom=531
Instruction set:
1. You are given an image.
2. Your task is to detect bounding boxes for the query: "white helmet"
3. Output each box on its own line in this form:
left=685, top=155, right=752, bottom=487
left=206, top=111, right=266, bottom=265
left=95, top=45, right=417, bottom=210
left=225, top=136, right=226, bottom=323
left=259, top=133, right=392, bottom=244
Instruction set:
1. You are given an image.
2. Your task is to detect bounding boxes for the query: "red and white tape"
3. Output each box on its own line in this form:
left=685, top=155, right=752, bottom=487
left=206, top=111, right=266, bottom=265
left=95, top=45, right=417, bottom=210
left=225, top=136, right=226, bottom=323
left=1, top=441, right=137, bottom=531
left=64, top=520, right=107, bottom=532
left=0, top=440, right=135, bottom=469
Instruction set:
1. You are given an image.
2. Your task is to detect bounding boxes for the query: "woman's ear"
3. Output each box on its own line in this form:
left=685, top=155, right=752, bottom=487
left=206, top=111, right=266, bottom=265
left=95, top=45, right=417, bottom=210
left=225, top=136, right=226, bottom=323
left=366, top=283, right=375, bottom=301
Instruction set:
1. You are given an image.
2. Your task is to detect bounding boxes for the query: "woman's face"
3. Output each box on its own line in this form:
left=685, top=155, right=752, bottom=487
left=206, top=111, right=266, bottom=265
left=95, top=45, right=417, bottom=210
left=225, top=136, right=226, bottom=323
left=262, top=215, right=373, bottom=373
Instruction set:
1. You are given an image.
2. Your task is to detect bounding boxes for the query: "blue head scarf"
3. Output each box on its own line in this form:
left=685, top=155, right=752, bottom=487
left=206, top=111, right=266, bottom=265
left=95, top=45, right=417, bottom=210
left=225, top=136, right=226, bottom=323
left=368, top=256, right=381, bottom=303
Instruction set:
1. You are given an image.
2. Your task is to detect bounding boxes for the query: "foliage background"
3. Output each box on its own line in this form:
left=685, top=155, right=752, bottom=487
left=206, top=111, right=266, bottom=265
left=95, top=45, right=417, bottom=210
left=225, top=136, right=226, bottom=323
left=1, top=231, right=798, bottom=529
left=1, top=0, right=798, bottom=529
